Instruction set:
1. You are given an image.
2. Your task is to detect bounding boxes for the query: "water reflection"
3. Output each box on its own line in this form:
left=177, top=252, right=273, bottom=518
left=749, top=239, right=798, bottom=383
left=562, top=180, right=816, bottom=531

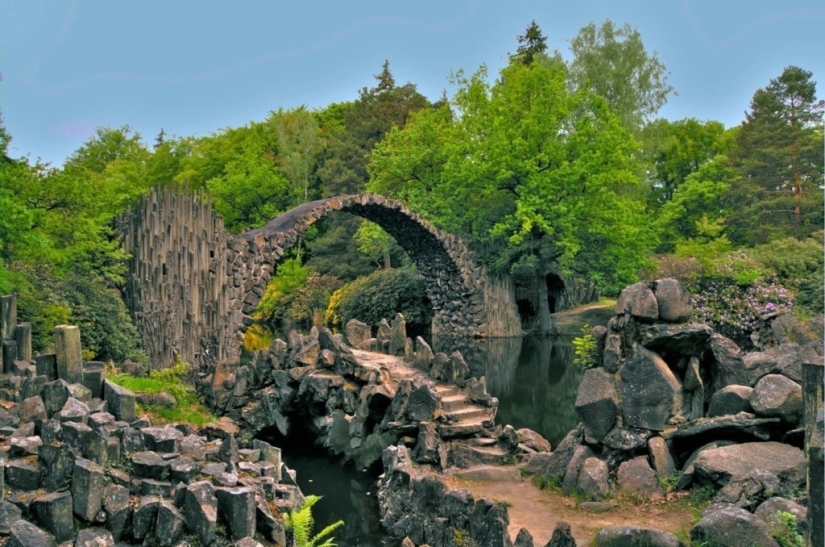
left=433, top=335, right=581, bottom=447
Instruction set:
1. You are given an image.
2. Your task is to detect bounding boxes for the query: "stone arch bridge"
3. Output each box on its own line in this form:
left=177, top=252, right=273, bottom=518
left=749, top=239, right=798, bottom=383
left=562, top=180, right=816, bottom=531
left=117, top=189, right=520, bottom=370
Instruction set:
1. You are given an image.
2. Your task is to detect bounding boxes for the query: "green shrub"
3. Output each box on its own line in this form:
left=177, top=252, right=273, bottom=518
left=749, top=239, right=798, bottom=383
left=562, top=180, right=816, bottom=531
left=572, top=324, right=597, bottom=369
left=325, top=268, right=432, bottom=331
left=752, top=232, right=824, bottom=315
left=771, top=511, right=805, bottom=547
left=285, top=495, right=343, bottom=547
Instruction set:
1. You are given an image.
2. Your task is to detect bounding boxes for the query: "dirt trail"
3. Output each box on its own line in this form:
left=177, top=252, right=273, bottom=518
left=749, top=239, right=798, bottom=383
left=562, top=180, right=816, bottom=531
left=446, top=470, right=695, bottom=546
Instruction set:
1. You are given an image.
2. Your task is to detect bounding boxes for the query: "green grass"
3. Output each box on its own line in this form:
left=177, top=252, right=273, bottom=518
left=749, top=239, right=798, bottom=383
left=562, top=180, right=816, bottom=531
left=107, top=361, right=216, bottom=427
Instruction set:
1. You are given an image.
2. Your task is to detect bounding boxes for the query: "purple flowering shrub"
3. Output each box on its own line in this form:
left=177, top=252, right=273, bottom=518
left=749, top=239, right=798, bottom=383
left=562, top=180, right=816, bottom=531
left=686, top=251, right=793, bottom=346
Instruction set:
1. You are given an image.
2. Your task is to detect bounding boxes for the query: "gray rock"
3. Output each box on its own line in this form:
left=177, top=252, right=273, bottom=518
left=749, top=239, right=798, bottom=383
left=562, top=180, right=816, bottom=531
left=710, top=334, right=746, bottom=392
left=7, top=520, right=56, bottom=547
left=82, top=361, right=106, bottom=399
left=133, top=496, right=160, bottom=540
left=563, top=444, right=595, bottom=494
left=639, top=323, right=713, bottom=355
left=603, top=332, right=622, bottom=373
left=181, top=434, right=207, bottom=460
left=54, top=325, right=82, bottom=384
left=75, top=528, right=114, bottom=547
left=39, top=442, right=74, bottom=491
left=142, top=478, right=173, bottom=497
left=647, top=436, right=676, bottom=480
left=750, top=374, right=803, bottom=424
left=155, top=500, right=185, bottom=547
left=5, top=459, right=41, bottom=490
left=32, top=491, right=74, bottom=543
left=345, top=319, right=371, bottom=350
left=42, top=379, right=70, bottom=418
left=411, top=421, right=440, bottom=464
left=0, top=501, right=21, bottom=535
left=620, top=346, right=682, bottom=430
left=712, top=469, right=782, bottom=509
left=103, top=380, right=136, bottom=423
left=616, top=456, right=662, bottom=500
left=522, top=452, right=552, bottom=476
left=691, top=505, right=779, bottom=547
left=185, top=481, right=218, bottom=546
left=71, top=458, right=106, bottom=521
left=67, top=382, right=92, bottom=402
left=63, top=421, right=92, bottom=448
left=516, top=428, right=552, bottom=453
left=755, top=497, right=808, bottom=539
left=596, top=525, right=684, bottom=546
left=216, top=486, right=256, bottom=540
left=575, top=368, right=618, bottom=440
left=577, top=457, right=610, bottom=500
left=19, top=396, right=47, bottom=424
left=653, top=278, right=693, bottom=323
left=546, top=520, right=576, bottom=547
left=601, top=426, right=651, bottom=451
left=9, top=435, right=42, bottom=457
left=407, top=383, right=440, bottom=422
left=389, top=313, right=407, bottom=356
left=218, top=434, right=240, bottom=466
left=708, top=385, right=754, bottom=417
left=170, top=458, right=199, bottom=483
left=692, top=441, right=806, bottom=490
left=540, top=426, right=582, bottom=482
left=103, top=483, right=131, bottom=541
left=414, top=337, right=435, bottom=371
left=514, top=527, right=534, bottom=547
left=131, top=451, right=171, bottom=480
left=676, top=440, right=737, bottom=489
left=137, top=391, right=177, bottom=409
left=616, top=282, right=659, bottom=321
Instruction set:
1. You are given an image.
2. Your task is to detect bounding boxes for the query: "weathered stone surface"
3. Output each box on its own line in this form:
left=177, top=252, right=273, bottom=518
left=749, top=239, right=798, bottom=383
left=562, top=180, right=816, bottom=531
left=9, top=435, right=42, bottom=457
left=7, top=520, right=56, bottom=547
left=708, top=385, right=754, bottom=417
left=103, top=380, right=136, bottom=423
left=389, top=314, right=407, bottom=356
left=59, top=396, right=90, bottom=424
left=603, top=332, right=622, bottom=372
left=654, top=278, right=693, bottom=323
left=133, top=496, right=160, bottom=540
left=562, top=444, right=595, bottom=494
left=577, top=457, right=610, bottom=500
left=216, top=486, right=256, bottom=540
left=616, top=282, right=659, bottom=321
left=620, top=346, right=682, bottom=430
left=411, top=421, right=440, bottom=464
left=540, top=426, right=582, bottom=482
left=575, top=368, right=618, bottom=440
left=750, top=374, right=803, bottom=424
left=691, top=506, right=779, bottom=547
left=547, top=521, right=576, bottom=547
left=39, top=442, right=74, bottom=491
left=692, top=441, right=806, bottom=490
left=42, top=379, right=70, bottom=418
left=72, top=457, right=105, bottom=521
left=647, top=436, right=676, bottom=479
left=75, top=528, right=114, bottom=547
left=640, top=323, right=713, bottom=354
left=19, top=396, right=47, bottom=424
left=344, top=319, right=371, bottom=350
left=155, top=500, right=185, bottom=547
left=514, top=527, right=534, bottom=547
left=185, top=481, right=218, bottom=546
left=5, top=459, right=41, bottom=490
left=82, top=361, right=105, bottom=399
left=32, top=491, right=74, bottom=543
left=0, top=501, right=22, bottom=535
left=103, top=483, right=131, bottom=541
left=131, top=451, right=171, bottom=480
left=54, top=325, right=83, bottom=384
left=516, top=428, right=551, bottom=453
left=595, top=525, right=684, bottom=546
left=755, top=497, right=808, bottom=540
left=616, top=456, right=662, bottom=500
left=120, top=426, right=145, bottom=453
left=407, top=384, right=440, bottom=422
left=143, top=425, right=185, bottom=453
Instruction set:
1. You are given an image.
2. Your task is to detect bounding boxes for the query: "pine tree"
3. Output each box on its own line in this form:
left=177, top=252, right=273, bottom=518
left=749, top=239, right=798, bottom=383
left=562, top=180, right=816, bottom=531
left=515, top=20, right=547, bottom=65
left=727, top=66, right=825, bottom=244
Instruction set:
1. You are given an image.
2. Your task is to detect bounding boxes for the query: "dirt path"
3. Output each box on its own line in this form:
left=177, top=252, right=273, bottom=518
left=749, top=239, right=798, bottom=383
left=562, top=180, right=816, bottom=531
left=553, top=301, right=616, bottom=334
left=446, top=470, right=695, bottom=546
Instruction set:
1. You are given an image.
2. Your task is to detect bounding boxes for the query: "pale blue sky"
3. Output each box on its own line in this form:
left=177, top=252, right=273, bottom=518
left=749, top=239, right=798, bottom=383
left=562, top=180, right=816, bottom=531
left=2, top=1, right=823, bottom=166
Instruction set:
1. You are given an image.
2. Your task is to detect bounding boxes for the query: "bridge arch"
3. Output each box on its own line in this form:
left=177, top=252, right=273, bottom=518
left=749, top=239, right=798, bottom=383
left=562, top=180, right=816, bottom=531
left=117, top=189, right=521, bottom=372
left=238, top=194, right=497, bottom=338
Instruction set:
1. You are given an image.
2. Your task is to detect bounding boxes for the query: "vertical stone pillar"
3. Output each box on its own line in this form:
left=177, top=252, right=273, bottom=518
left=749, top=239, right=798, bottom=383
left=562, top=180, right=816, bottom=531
left=35, top=353, right=57, bottom=381
left=54, top=326, right=83, bottom=384
left=2, top=340, right=17, bottom=374
left=15, top=323, right=32, bottom=363
left=0, top=294, right=16, bottom=341
left=82, top=361, right=105, bottom=399
left=803, top=361, right=824, bottom=547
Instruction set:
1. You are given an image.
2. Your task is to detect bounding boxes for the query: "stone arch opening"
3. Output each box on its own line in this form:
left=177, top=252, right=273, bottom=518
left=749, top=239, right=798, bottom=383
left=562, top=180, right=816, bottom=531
left=239, top=195, right=490, bottom=338
left=546, top=273, right=566, bottom=314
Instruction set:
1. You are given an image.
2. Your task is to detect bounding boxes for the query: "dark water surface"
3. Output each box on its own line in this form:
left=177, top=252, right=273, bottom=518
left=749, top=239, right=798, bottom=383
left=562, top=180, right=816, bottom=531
left=274, top=335, right=581, bottom=545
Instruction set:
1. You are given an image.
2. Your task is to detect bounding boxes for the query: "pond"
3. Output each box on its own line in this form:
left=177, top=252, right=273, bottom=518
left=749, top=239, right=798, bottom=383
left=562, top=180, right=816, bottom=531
left=268, top=335, right=582, bottom=546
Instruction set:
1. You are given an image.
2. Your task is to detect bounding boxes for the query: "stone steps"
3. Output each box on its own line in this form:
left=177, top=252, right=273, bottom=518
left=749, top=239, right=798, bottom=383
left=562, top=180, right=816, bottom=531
left=435, top=385, right=458, bottom=398
left=441, top=394, right=467, bottom=412
left=466, top=436, right=498, bottom=448
left=449, top=443, right=508, bottom=467
left=444, top=406, right=491, bottom=423
left=439, top=421, right=485, bottom=439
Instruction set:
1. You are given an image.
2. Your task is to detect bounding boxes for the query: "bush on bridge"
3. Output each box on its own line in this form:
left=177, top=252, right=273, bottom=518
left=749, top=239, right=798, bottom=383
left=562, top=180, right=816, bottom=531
left=325, top=267, right=432, bottom=332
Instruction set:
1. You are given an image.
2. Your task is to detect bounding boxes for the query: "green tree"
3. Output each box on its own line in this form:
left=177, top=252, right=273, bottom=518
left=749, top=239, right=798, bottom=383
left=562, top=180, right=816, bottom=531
left=270, top=107, right=322, bottom=202
left=726, top=66, right=825, bottom=245
left=514, top=20, right=548, bottom=65
left=568, top=20, right=674, bottom=133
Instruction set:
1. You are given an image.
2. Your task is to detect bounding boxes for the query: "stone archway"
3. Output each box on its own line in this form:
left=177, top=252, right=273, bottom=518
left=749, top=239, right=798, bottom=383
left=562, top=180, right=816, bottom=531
left=237, top=194, right=505, bottom=339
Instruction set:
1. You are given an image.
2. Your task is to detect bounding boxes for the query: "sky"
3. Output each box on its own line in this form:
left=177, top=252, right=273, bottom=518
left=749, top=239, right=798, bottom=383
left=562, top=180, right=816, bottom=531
left=1, top=0, right=824, bottom=167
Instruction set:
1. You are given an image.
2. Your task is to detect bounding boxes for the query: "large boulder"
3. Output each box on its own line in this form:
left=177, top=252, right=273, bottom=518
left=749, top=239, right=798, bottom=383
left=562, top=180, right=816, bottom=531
left=754, top=497, right=808, bottom=540
left=344, top=319, right=371, bottom=350
left=653, top=278, right=693, bottom=323
left=616, top=456, right=662, bottom=500
left=692, top=441, right=806, bottom=491
left=619, top=346, right=682, bottom=430
left=749, top=374, right=803, bottom=424
left=708, top=385, right=754, bottom=417
left=577, top=457, right=610, bottom=500
left=691, top=506, right=779, bottom=547
left=616, top=282, right=659, bottom=321
left=639, top=323, right=713, bottom=355
left=710, top=334, right=746, bottom=392
left=575, top=368, right=619, bottom=440
left=595, top=525, right=684, bottom=547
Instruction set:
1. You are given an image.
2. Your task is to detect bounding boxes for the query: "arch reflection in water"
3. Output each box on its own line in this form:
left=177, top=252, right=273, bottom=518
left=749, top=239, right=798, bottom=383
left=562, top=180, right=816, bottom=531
left=432, top=335, right=581, bottom=447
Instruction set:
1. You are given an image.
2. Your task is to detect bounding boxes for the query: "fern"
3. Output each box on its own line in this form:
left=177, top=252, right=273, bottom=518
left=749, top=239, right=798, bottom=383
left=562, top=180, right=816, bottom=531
left=284, top=495, right=344, bottom=547
left=572, top=323, right=597, bottom=369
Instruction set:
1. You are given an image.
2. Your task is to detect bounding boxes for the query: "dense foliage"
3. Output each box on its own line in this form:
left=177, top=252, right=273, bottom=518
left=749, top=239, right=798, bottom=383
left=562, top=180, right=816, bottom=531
left=1, top=20, right=822, bottom=350
left=325, top=268, right=432, bottom=331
